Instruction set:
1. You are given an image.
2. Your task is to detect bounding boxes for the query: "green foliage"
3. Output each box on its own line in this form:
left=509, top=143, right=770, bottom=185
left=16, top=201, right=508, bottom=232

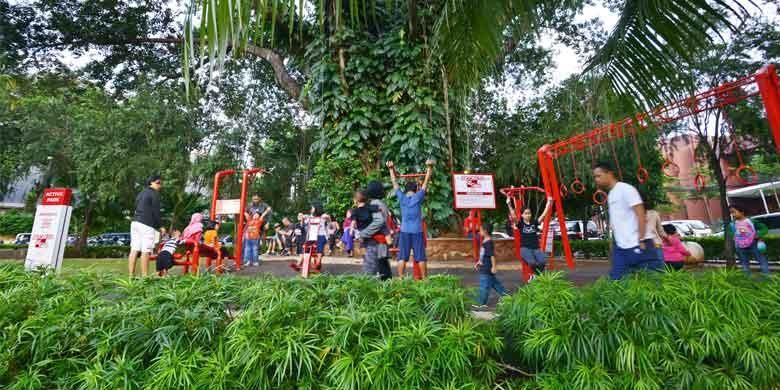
left=0, top=268, right=501, bottom=389
left=306, top=26, right=453, bottom=228
left=498, top=271, right=780, bottom=389
left=0, top=211, right=33, bottom=236
left=307, top=157, right=368, bottom=219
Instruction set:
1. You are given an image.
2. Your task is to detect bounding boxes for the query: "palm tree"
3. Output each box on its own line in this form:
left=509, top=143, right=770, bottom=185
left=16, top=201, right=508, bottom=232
left=185, top=0, right=753, bottom=108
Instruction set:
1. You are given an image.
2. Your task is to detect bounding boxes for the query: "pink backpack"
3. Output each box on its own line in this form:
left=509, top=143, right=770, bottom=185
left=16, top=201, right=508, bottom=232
left=734, top=219, right=756, bottom=249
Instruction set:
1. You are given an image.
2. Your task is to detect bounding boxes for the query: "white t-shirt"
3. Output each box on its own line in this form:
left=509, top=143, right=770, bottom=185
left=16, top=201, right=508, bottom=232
left=607, top=182, right=643, bottom=249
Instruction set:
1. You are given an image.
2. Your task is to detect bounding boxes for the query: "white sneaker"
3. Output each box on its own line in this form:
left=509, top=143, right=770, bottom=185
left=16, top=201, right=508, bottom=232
left=471, top=304, right=488, bottom=310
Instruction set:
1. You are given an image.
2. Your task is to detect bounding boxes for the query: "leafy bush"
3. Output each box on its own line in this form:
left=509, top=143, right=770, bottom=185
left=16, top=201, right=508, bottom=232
left=498, top=271, right=780, bottom=389
left=0, top=210, right=34, bottom=236
left=0, top=268, right=502, bottom=389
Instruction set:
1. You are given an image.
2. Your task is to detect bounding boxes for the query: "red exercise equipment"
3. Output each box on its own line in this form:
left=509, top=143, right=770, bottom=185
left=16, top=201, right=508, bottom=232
left=569, top=154, right=586, bottom=195
left=210, top=167, right=271, bottom=273
left=537, top=65, right=780, bottom=269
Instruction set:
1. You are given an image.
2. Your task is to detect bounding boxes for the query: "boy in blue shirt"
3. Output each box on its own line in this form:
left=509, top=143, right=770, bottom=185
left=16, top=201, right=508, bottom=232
left=386, top=159, right=434, bottom=279
left=474, top=222, right=508, bottom=309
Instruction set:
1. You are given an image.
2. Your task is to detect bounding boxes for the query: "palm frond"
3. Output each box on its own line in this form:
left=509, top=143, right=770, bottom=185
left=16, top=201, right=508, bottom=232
left=584, top=0, right=752, bottom=106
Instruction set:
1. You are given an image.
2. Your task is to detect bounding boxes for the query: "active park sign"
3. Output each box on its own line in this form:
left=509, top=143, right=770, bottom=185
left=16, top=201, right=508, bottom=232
left=24, top=188, right=73, bottom=273
left=452, top=173, right=496, bottom=210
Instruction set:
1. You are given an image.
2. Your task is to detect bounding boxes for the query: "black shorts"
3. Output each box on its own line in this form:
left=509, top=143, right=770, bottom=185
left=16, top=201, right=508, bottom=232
left=157, top=251, right=174, bottom=272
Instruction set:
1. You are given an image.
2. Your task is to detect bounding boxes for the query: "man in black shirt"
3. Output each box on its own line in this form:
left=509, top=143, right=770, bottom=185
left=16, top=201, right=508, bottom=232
left=128, top=175, right=162, bottom=277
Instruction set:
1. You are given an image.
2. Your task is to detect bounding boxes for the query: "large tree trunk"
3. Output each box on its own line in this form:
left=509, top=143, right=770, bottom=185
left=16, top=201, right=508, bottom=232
left=707, top=148, right=735, bottom=267
left=76, top=201, right=94, bottom=256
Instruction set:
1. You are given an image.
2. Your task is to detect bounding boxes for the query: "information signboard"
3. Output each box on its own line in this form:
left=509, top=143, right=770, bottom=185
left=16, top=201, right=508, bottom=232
left=452, top=174, right=496, bottom=210
left=25, top=188, right=73, bottom=273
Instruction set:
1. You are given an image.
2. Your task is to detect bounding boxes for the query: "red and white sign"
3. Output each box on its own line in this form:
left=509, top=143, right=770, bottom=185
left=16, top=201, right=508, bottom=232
left=452, top=174, right=496, bottom=209
left=25, top=188, right=73, bottom=273
left=41, top=188, right=72, bottom=206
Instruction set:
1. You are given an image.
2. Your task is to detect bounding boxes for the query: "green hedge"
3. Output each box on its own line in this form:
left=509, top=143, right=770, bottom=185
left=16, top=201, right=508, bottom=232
left=3, top=267, right=780, bottom=388
left=556, top=235, right=780, bottom=262
left=0, top=210, right=34, bottom=236
left=0, top=267, right=501, bottom=389
left=498, top=271, right=780, bottom=388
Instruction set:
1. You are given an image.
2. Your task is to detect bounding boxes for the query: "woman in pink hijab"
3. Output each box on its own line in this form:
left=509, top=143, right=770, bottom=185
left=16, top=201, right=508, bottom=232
left=181, top=213, right=204, bottom=243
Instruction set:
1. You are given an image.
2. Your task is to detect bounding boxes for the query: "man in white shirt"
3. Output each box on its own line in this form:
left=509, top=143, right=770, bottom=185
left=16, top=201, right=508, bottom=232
left=593, top=161, right=659, bottom=279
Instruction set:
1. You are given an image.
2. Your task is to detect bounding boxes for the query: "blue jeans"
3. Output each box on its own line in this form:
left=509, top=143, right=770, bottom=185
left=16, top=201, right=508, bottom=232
left=610, top=241, right=664, bottom=280
left=242, top=239, right=260, bottom=265
left=478, top=273, right=507, bottom=305
left=736, top=242, right=769, bottom=275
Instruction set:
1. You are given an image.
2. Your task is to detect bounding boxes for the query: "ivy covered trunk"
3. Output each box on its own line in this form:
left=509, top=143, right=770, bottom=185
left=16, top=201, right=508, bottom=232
left=306, top=13, right=454, bottom=228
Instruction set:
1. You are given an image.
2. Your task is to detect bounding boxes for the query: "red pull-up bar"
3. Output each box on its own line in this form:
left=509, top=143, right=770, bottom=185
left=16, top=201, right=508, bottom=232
left=537, top=64, right=780, bottom=269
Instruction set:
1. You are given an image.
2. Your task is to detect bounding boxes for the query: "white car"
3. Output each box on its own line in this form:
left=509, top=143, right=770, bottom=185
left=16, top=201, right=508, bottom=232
left=662, top=222, right=695, bottom=237
left=667, top=220, right=712, bottom=237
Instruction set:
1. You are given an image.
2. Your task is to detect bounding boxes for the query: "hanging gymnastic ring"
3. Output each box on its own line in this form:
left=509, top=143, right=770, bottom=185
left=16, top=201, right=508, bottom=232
left=694, top=174, right=706, bottom=192
left=570, top=178, right=586, bottom=195
left=593, top=190, right=608, bottom=205
left=662, top=160, right=680, bottom=177
left=735, top=166, right=757, bottom=184
left=559, top=183, right=569, bottom=198
left=636, top=167, right=649, bottom=184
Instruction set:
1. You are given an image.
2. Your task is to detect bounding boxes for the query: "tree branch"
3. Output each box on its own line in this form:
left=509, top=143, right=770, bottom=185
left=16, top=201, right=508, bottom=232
left=31, top=37, right=307, bottom=109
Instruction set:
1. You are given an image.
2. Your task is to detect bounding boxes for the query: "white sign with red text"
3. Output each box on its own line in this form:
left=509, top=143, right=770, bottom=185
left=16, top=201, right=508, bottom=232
left=25, top=188, right=72, bottom=273
left=452, top=174, right=496, bottom=209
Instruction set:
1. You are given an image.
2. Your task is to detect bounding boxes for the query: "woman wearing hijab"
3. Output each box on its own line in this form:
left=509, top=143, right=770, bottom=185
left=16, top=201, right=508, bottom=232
left=181, top=213, right=204, bottom=243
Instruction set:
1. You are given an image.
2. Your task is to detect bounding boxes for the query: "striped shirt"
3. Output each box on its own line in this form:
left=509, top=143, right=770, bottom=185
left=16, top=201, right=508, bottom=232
left=161, top=238, right=181, bottom=254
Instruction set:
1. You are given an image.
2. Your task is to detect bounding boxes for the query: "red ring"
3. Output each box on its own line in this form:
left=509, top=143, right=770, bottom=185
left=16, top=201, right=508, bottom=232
left=735, top=166, right=757, bottom=184
left=593, top=190, right=608, bottom=205
left=694, top=174, right=706, bottom=192
left=662, top=160, right=680, bottom=177
left=559, top=183, right=569, bottom=198
left=636, top=167, right=649, bottom=184
left=570, top=178, right=586, bottom=195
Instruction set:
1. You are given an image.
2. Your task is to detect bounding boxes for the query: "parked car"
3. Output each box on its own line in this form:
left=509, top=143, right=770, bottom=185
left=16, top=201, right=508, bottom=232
left=87, top=236, right=101, bottom=246
left=750, top=213, right=780, bottom=235
left=548, top=220, right=602, bottom=240
left=13, top=233, right=31, bottom=245
left=219, top=235, right=234, bottom=246
left=491, top=231, right=511, bottom=240
left=66, top=235, right=80, bottom=246
left=662, top=222, right=695, bottom=237
left=667, top=219, right=712, bottom=237
left=97, top=233, right=131, bottom=246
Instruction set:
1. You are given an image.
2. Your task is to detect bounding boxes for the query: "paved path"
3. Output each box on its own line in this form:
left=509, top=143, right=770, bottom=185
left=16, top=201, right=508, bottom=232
left=235, top=255, right=613, bottom=307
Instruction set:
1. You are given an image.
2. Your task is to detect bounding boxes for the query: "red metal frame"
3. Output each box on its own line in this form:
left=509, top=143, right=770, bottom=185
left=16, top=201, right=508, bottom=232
left=537, top=65, right=780, bottom=268
left=500, top=186, right=565, bottom=282
left=210, top=168, right=269, bottom=272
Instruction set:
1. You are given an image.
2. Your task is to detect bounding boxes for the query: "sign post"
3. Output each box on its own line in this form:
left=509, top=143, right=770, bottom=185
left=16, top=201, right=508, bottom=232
left=25, top=188, right=73, bottom=273
left=452, top=174, right=496, bottom=263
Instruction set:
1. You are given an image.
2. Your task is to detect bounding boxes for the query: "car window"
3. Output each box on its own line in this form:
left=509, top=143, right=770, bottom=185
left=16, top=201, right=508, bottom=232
left=755, top=215, right=780, bottom=229
left=688, top=221, right=707, bottom=229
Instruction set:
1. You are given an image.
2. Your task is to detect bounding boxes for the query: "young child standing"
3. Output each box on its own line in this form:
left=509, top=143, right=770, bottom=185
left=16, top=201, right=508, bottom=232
left=157, top=229, right=182, bottom=276
left=661, top=224, right=690, bottom=271
left=243, top=209, right=269, bottom=267
left=387, top=159, right=434, bottom=279
left=730, top=204, right=769, bottom=276
left=291, top=203, right=326, bottom=273
left=474, top=222, right=508, bottom=309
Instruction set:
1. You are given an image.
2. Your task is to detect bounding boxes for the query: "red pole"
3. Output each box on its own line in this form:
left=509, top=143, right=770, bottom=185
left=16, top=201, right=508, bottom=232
left=756, top=64, right=780, bottom=153
left=538, top=146, right=575, bottom=270
left=472, top=210, right=482, bottom=263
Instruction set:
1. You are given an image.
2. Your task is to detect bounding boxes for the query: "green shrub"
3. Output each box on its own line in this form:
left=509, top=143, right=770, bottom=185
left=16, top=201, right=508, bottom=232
left=0, top=268, right=502, bottom=389
left=0, top=210, right=34, bottom=236
left=498, top=271, right=780, bottom=388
